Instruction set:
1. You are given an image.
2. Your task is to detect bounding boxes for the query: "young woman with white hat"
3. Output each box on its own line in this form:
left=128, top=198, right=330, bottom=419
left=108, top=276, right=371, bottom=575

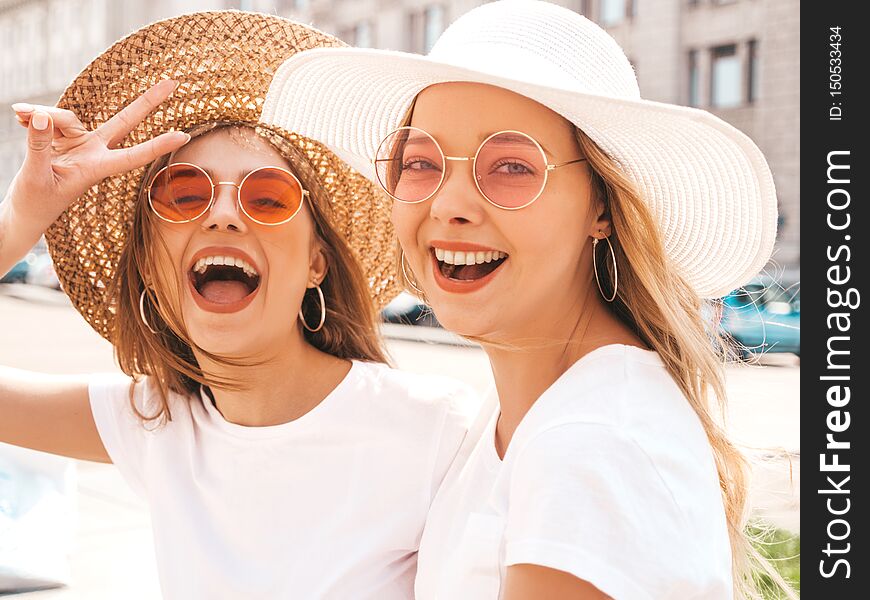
left=262, top=1, right=795, bottom=598
left=0, top=12, right=474, bottom=599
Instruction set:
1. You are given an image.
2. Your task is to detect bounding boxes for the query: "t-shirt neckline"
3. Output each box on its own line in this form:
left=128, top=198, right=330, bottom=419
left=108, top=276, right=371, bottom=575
left=197, top=359, right=359, bottom=439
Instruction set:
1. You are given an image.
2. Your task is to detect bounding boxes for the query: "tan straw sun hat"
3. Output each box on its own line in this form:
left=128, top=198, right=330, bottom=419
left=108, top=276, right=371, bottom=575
left=261, top=0, right=778, bottom=299
left=45, top=11, right=400, bottom=341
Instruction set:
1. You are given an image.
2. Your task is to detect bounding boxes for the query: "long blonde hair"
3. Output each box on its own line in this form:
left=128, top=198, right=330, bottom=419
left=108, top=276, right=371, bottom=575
left=574, top=128, right=796, bottom=600
left=110, top=122, right=388, bottom=424
left=395, top=97, right=796, bottom=599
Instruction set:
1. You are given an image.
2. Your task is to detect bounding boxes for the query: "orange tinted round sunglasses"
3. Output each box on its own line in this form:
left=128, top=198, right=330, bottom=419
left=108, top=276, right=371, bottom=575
left=147, top=163, right=310, bottom=226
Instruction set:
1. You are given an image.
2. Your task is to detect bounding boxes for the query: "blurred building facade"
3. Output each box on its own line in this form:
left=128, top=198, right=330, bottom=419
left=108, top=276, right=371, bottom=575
left=0, top=0, right=799, bottom=274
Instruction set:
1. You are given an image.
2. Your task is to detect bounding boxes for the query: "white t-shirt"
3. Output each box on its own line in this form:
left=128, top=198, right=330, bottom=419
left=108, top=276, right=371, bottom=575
left=415, top=345, right=733, bottom=600
left=88, top=359, right=477, bottom=600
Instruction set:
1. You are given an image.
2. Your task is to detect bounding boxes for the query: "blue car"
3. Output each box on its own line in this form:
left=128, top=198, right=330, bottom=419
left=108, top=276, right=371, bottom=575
left=719, top=281, right=800, bottom=357
left=0, top=259, right=29, bottom=284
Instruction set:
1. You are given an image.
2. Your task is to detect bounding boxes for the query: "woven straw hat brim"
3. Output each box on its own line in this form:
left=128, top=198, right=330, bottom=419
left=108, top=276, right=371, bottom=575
left=262, top=48, right=777, bottom=299
left=45, top=11, right=401, bottom=341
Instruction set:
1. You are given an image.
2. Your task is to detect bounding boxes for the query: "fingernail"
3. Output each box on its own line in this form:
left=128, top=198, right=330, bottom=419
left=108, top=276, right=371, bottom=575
left=32, top=112, right=49, bottom=130
left=12, top=102, right=34, bottom=113
left=173, top=131, right=190, bottom=143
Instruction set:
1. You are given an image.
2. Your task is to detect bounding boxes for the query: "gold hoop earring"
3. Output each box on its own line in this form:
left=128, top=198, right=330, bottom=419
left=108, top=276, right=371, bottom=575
left=593, top=235, right=618, bottom=303
left=299, top=284, right=326, bottom=333
left=139, top=289, right=160, bottom=334
left=400, top=249, right=426, bottom=297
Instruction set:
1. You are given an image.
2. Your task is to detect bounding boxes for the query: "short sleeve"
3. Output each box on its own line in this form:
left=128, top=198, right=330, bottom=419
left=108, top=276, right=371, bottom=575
left=428, top=381, right=481, bottom=502
left=503, top=422, right=691, bottom=600
left=88, top=374, right=150, bottom=499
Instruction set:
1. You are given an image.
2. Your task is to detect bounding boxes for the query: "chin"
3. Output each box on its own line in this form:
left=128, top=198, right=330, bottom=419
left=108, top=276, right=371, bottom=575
left=431, top=306, right=495, bottom=340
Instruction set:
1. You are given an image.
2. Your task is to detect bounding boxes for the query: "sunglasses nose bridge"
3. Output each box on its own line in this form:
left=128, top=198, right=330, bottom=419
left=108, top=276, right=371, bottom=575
left=206, top=180, right=246, bottom=223
left=440, top=155, right=477, bottom=194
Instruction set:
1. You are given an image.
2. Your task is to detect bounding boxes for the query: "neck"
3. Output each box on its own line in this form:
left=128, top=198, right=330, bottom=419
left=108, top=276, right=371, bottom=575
left=483, top=285, right=643, bottom=458
left=195, top=329, right=350, bottom=427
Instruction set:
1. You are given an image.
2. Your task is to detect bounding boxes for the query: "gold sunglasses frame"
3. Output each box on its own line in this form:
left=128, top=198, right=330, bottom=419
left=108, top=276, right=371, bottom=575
left=373, top=126, right=588, bottom=211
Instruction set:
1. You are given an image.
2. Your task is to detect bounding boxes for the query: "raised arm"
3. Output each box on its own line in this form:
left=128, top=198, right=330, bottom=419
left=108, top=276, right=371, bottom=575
left=0, top=367, right=109, bottom=462
left=0, top=79, right=189, bottom=277
left=1, top=81, right=189, bottom=462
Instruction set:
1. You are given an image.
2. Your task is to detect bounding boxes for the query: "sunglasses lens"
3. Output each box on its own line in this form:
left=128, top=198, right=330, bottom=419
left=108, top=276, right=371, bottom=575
left=375, top=128, right=443, bottom=203
left=239, top=168, right=303, bottom=224
left=475, top=132, right=547, bottom=209
left=149, top=165, right=213, bottom=222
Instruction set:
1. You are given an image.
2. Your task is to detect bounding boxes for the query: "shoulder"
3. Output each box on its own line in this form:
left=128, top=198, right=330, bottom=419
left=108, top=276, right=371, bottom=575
left=88, top=372, right=194, bottom=430
left=507, top=345, right=721, bottom=515
left=349, top=360, right=481, bottom=422
left=516, top=345, right=697, bottom=438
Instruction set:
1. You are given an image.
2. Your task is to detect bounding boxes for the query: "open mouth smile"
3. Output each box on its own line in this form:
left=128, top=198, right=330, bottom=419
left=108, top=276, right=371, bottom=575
left=430, top=242, right=509, bottom=293
left=187, top=249, right=262, bottom=313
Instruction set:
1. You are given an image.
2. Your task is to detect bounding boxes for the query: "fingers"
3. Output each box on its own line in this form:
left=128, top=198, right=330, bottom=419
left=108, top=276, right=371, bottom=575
left=12, top=104, right=87, bottom=137
left=21, top=111, right=54, bottom=180
left=103, top=130, right=190, bottom=177
left=97, top=79, right=178, bottom=149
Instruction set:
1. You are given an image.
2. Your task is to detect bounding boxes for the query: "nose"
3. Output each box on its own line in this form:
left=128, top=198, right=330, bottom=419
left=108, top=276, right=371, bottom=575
left=428, top=159, right=486, bottom=226
left=200, top=182, right=248, bottom=233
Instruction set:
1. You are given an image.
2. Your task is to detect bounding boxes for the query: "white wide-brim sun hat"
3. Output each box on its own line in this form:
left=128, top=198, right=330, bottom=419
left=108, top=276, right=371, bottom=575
left=260, top=0, right=777, bottom=298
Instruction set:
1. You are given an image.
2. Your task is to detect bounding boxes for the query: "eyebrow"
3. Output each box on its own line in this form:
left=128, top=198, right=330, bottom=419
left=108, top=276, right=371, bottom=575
left=405, top=131, right=555, bottom=158
left=169, top=165, right=293, bottom=181
left=483, top=132, right=553, bottom=157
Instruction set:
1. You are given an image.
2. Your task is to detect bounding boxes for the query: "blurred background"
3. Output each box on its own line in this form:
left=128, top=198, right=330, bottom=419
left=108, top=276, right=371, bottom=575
left=0, top=0, right=799, bottom=598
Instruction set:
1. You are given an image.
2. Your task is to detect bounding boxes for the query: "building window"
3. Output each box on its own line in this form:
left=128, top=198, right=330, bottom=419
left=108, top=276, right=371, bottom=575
left=687, top=49, right=700, bottom=107
left=747, top=38, right=758, bottom=103
left=408, top=11, right=422, bottom=53
left=423, top=5, right=445, bottom=53
left=410, top=5, right=445, bottom=54
left=341, top=22, right=375, bottom=47
left=600, top=0, right=627, bottom=26
left=355, top=21, right=374, bottom=48
left=710, top=44, right=741, bottom=108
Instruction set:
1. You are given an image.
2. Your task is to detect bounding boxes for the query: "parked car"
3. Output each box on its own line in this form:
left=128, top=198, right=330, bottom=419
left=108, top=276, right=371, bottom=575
left=719, top=279, right=800, bottom=357
left=380, top=292, right=440, bottom=327
left=25, top=253, right=61, bottom=290
left=0, top=259, right=29, bottom=284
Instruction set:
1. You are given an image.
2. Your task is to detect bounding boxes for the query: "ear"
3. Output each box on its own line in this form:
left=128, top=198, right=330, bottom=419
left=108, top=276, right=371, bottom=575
left=589, top=191, right=612, bottom=240
left=308, top=237, right=329, bottom=287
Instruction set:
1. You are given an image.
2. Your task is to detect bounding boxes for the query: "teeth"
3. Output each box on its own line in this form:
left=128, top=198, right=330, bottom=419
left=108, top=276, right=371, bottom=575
left=191, top=255, right=259, bottom=278
left=434, top=248, right=507, bottom=266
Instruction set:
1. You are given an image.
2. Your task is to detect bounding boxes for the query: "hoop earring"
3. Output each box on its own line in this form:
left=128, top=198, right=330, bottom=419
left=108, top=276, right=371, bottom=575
left=401, top=250, right=426, bottom=297
left=299, top=284, right=326, bottom=333
left=593, top=236, right=618, bottom=303
left=139, top=289, right=160, bottom=334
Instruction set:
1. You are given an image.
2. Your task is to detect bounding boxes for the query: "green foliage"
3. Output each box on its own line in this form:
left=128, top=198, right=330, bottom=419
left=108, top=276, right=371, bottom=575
left=749, top=524, right=800, bottom=599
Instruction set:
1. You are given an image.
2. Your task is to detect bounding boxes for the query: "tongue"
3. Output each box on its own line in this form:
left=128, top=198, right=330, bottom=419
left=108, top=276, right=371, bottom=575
left=199, top=280, right=251, bottom=304
left=444, top=263, right=492, bottom=281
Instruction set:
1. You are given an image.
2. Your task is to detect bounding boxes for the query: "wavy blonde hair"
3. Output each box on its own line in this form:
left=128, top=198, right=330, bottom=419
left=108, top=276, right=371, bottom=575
left=110, top=122, right=388, bottom=424
left=395, top=98, right=797, bottom=599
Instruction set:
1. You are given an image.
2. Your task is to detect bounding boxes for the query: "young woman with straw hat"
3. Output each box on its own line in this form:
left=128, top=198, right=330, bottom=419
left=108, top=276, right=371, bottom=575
left=0, top=12, right=475, bottom=599
left=261, top=1, right=796, bottom=598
